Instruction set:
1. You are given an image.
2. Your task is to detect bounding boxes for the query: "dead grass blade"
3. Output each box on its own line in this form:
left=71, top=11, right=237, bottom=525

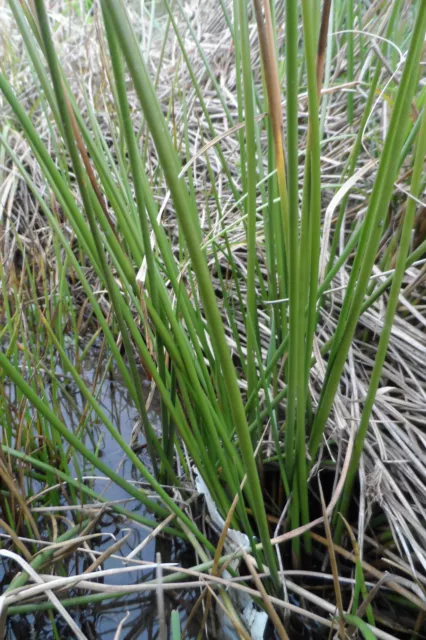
left=318, top=478, right=345, bottom=639
left=311, top=532, right=426, bottom=612
left=243, top=551, right=290, bottom=640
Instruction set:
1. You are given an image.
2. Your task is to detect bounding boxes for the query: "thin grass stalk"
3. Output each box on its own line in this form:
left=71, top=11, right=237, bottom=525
left=264, top=115, right=281, bottom=430
left=162, top=0, right=240, bottom=204
left=326, top=0, right=404, bottom=282
left=204, top=157, right=248, bottom=377
left=174, top=0, right=234, bottom=127
left=6, top=125, right=240, bottom=515
left=102, top=0, right=280, bottom=587
left=234, top=0, right=247, bottom=203
left=251, top=329, right=290, bottom=497
left=309, top=2, right=426, bottom=458
left=101, top=5, right=171, bottom=480
left=253, top=0, right=290, bottom=249
left=287, top=30, right=309, bottom=559
left=319, top=0, right=333, bottom=140
left=237, top=0, right=259, bottom=432
left=281, top=0, right=299, bottom=483
left=7, top=0, right=63, bottom=134
left=2, top=446, right=183, bottom=537
left=295, top=118, right=315, bottom=557
left=33, top=0, right=168, bottom=474
left=316, top=0, right=332, bottom=96
left=347, top=0, right=354, bottom=124
left=335, top=101, right=426, bottom=541
left=293, top=2, right=322, bottom=550
left=253, top=0, right=295, bottom=463
left=0, top=133, right=225, bottom=537
left=318, top=480, right=345, bottom=639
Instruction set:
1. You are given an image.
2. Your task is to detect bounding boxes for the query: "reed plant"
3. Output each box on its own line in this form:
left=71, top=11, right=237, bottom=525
left=1, top=0, right=426, bottom=635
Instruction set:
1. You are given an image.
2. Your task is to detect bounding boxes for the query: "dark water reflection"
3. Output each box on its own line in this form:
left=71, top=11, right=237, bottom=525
left=2, top=350, right=199, bottom=639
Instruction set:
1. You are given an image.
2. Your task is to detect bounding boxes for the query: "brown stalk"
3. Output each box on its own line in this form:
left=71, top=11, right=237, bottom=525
left=253, top=0, right=289, bottom=241
left=316, top=0, right=333, bottom=99
left=253, top=0, right=285, bottom=161
left=351, top=575, right=387, bottom=637
left=0, top=517, right=32, bottom=561
left=244, top=551, right=290, bottom=640
left=83, top=531, right=131, bottom=575
left=311, top=532, right=426, bottom=612
left=0, top=457, right=41, bottom=541
left=183, top=588, right=208, bottom=638
left=204, top=583, right=252, bottom=640
left=318, top=479, right=345, bottom=639
left=28, top=0, right=120, bottom=241
left=196, top=487, right=241, bottom=639
left=63, top=87, right=120, bottom=242
left=338, top=513, right=378, bottom=633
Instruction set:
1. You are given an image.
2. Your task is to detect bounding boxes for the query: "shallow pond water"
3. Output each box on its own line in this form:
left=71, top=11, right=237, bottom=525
left=1, top=350, right=200, bottom=639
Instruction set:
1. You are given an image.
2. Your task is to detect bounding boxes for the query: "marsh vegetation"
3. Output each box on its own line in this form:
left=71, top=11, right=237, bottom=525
left=1, top=1, right=426, bottom=638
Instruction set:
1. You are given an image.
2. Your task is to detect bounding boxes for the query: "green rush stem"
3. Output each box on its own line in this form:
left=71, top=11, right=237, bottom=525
left=1, top=446, right=183, bottom=538
left=238, top=0, right=259, bottom=432
left=103, top=0, right=280, bottom=589
left=326, top=0, right=404, bottom=284
left=102, top=6, right=170, bottom=481
left=34, top=0, right=165, bottom=476
left=335, top=102, right=426, bottom=542
left=283, top=0, right=300, bottom=481
left=5, top=520, right=90, bottom=593
left=0, top=351, right=215, bottom=551
left=296, top=2, right=323, bottom=552
left=309, top=2, right=426, bottom=460
left=347, top=0, right=354, bottom=124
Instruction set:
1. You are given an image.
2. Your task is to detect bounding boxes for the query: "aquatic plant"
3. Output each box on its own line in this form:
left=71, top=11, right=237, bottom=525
left=1, top=0, right=426, bottom=636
